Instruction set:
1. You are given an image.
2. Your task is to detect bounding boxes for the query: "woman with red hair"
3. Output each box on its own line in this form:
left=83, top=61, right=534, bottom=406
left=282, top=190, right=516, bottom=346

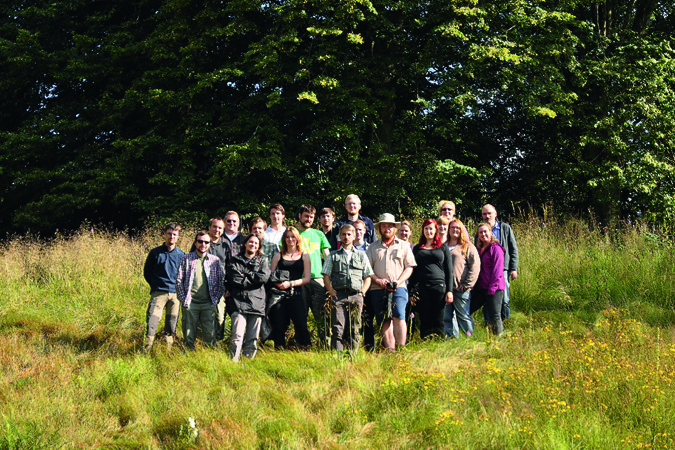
left=411, top=219, right=454, bottom=339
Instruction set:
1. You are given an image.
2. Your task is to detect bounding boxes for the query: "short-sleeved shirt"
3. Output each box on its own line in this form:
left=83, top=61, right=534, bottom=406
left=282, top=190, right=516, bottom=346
left=263, top=226, right=285, bottom=264
left=299, top=228, right=331, bottom=279
left=321, top=247, right=374, bottom=279
left=366, top=237, right=417, bottom=290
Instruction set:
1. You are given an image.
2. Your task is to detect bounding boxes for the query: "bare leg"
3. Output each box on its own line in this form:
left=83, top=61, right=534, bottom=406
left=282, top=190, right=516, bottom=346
left=381, top=319, right=395, bottom=350
left=393, top=317, right=407, bottom=347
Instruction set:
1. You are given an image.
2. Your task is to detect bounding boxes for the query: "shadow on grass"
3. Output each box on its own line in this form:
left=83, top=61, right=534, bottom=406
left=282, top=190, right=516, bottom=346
left=0, top=314, right=143, bottom=356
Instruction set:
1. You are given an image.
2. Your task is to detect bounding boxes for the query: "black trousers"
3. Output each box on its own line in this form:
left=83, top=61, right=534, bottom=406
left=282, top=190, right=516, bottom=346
left=416, top=282, right=446, bottom=339
left=268, top=293, right=312, bottom=348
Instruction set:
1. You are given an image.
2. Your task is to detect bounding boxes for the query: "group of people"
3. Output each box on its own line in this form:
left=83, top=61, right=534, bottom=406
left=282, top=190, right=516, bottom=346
left=142, top=196, right=519, bottom=360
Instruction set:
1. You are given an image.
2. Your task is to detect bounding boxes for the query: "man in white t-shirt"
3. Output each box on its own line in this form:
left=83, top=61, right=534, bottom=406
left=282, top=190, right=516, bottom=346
left=264, top=203, right=286, bottom=259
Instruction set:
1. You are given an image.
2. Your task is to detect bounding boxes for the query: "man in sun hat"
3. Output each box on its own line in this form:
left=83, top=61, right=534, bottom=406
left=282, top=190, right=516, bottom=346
left=365, top=213, right=417, bottom=351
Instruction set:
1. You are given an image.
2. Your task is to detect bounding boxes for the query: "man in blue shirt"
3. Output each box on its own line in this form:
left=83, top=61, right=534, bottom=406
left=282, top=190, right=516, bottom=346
left=143, top=223, right=185, bottom=353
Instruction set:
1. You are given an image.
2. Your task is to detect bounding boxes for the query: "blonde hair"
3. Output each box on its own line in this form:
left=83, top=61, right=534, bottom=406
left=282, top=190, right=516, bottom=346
left=439, top=200, right=455, bottom=211
left=449, top=219, right=469, bottom=256
left=475, top=222, right=499, bottom=250
left=281, top=226, right=305, bottom=254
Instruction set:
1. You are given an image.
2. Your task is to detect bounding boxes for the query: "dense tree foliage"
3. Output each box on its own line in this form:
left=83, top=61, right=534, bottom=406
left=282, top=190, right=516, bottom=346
left=0, top=0, right=673, bottom=234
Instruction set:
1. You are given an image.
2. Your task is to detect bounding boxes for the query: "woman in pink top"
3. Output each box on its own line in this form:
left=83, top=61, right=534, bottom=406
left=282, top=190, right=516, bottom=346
left=471, top=223, right=506, bottom=335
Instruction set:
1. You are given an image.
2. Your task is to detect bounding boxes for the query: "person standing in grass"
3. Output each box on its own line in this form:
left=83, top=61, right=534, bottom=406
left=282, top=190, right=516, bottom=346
left=366, top=214, right=417, bottom=351
left=226, top=234, right=270, bottom=361
left=190, top=217, right=231, bottom=343
left=268, top=227, right=312, bottom=349
left=481, top=204, right=518, bottom=319
left=471, top=223, right=506, bottom=336
left=411, top=219, right=454, bottom=339
left=323, top=224, right=373, bottom=352
left=143, top=222, right=185, bottom=353
left=296, top=204, right=332, bottom=348
left=176, top=231, right=225, bottom=349
left=445, top=219, right=480, bottom=338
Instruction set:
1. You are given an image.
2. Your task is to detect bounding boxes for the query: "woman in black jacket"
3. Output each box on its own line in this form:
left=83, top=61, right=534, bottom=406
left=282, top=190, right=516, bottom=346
left=226, top=234, right=270, bottom=361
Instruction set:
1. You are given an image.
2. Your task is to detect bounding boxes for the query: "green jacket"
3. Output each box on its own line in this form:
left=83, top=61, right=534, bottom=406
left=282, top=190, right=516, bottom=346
left=326, top=248, right=369, bottom=293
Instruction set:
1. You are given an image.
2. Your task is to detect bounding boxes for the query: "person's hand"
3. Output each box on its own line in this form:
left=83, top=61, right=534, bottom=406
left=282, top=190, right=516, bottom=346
left=510, top=270, right=518, bottom=281
left=445, top=292, right=453, bottom=304
left=376, top=278, right=389, bottom=289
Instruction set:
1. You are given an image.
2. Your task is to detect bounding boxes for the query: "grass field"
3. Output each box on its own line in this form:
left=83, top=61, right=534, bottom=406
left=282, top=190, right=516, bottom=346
left=0, top=215, right=674, bottom=449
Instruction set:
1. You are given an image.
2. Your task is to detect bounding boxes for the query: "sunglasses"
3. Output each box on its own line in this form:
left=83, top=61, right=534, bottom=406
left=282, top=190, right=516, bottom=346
left=196, top=239, right=211, bottom=245
left=441, top=208, right=454, bottom=212
left=226, top=219, right=238, bottom=223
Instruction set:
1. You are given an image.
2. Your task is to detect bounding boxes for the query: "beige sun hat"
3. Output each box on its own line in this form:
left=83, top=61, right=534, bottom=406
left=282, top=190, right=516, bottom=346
left=374, top=213, right=400, bottom=226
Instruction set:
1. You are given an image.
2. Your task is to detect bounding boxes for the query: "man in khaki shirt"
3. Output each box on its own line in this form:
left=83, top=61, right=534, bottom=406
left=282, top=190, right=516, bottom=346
left=365, top=213, right=416, bottom=351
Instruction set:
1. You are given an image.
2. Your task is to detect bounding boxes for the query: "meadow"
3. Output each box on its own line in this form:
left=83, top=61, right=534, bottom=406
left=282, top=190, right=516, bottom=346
left=0, top=214, right=674, bottom=449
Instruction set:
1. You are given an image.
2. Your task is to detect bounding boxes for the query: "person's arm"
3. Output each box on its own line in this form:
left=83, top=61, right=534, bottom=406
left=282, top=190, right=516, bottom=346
left=396, top=266, right=414, bottom=287
left=175, top=256, right=187, bottom=304
left=508, top=227, right=519, bottom=279
left=324, top=274, right=337, bottom=298
left=443, top=247, right=454, bottom=304
left=396, top=244, right=416, bottom=286
left=247, top=258, right=270, bottom=287
left=143, top=250, right=154, bottom=286
left=319, top=231, right=331, bottom=260
left=361, top=276, right=372, bottom=294
left=502, top=222, right=518, bottom=280
left=209, top=257, right=226, bottom=302
left=296, top=253, right=311, bottom=287
left=270, top=252, right=281, bottom=272
left=443, top=246, right=454, bottom=295
left=463, top=244, right=481, bottom=291
left=359, top=255, right=374, bottom=295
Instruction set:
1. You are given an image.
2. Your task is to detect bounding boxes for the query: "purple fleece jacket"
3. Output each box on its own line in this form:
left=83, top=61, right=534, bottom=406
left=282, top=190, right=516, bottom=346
left=476, top=242, right=506, bottom=295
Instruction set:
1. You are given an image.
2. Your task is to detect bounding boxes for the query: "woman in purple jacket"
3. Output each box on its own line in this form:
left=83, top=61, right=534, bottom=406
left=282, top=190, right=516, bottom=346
left=472, top=223, right=506, bottom=335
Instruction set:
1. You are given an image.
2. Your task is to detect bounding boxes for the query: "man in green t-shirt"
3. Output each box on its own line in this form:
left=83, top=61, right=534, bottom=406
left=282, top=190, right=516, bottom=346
left=296, top=204, right=331, bottom=348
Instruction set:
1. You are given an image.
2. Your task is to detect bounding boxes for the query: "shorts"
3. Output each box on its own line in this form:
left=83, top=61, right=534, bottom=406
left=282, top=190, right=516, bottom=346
left=371, top=287, right=408, bottom=325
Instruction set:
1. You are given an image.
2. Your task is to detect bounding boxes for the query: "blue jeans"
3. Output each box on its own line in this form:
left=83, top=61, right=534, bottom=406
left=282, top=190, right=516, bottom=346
left=371, top=288, right=408, bottom=325
left=444, top=290, right=473, bottom=337
left=502, top=271, right=511, bottom=319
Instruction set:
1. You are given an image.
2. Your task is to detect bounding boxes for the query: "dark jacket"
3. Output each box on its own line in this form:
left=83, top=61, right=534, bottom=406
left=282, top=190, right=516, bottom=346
left=143, top=244, right=185, bottom=293
left=496, top=222, right=518, bottom=273
left=226, top=253, right=270, bottom=316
